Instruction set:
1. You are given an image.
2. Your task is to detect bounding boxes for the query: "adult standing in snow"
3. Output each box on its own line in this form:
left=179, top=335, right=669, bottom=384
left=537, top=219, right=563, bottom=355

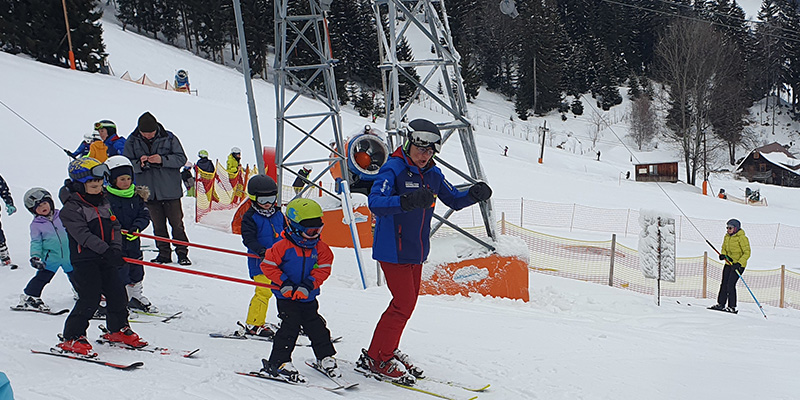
left=94, top=120, right=126, bottom=157
left=123, top=111, right=191, bottom=266
left=710, top=219, right=751, bottom=314
left=227, top=147, right=242, bottom=178
left=358, top=118, right=493, bottom=384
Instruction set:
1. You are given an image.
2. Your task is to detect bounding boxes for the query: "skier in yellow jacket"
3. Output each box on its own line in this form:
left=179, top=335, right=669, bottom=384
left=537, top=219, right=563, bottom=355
left=710, top=219, right=751, bottom=314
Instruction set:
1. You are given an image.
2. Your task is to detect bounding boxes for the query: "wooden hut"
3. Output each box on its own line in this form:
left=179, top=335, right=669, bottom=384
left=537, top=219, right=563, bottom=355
left=736, top=142, right=800, bottom=187
left=633, top=161, right=679, bottom=183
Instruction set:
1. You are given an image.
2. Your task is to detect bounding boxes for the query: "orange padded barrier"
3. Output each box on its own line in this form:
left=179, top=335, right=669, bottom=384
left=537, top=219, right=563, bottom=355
left=420, top=254, right=529, bottom=302
left=320, top=206, right=374, bottom=248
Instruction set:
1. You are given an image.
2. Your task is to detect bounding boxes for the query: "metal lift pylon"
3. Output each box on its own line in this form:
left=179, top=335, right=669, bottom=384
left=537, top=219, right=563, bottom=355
left=373, top=0, right=497, bottom=249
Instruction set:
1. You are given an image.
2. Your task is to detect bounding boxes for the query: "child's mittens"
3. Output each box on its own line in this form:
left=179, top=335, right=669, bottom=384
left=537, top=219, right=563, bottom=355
left=29, top=257, right=46, bottom=270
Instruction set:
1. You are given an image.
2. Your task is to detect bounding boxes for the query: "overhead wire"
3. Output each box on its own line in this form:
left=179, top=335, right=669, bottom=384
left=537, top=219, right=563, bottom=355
left=0, top=99, right=76, bottom=159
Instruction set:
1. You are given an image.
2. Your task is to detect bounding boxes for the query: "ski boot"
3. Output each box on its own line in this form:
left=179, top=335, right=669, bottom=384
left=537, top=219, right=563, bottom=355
left=708, top=304, right=725, bottom=311
left=393, top=348, right=425, bottom=378
left=0, top=242, right=17, bottom=269
left=261, top=359, right=306, bottom=383
left=724, top=306, right=738, bottom=314
left=18, top=294, right=50, bottom=312
left=127, top=281, right=159, bottom=313
left=56, top=335, right=95, bottom=356
left=318, top=356, right=341, bottom=378
left=357, top=348, right=415, bottom=385
left=238, top=321, right=275, bottom=338
left=102, top=326, right=148, bottom=348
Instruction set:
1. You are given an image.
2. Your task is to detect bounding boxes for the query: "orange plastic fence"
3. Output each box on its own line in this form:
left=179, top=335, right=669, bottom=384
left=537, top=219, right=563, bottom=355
left=420, top=254, right=529, bottom=302
left=320, top=205, right=374, bottom=248
left=195, top=161, right=250, bottom=223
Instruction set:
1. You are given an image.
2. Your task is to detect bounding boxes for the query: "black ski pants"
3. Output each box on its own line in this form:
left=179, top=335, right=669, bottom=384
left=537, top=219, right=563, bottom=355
left=268, top=298, right=335, bottom=365
left=147, top=199, right=189, bottom=260
left=63, top=258, right=128, bottom=339
left=24, top=269, right=75, bottom=298
left=717, top=264, right=745, bottom=308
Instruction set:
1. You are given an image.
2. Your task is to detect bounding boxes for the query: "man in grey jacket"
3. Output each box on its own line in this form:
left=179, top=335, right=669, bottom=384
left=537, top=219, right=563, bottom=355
left=123, top=112, right=192, bottom=265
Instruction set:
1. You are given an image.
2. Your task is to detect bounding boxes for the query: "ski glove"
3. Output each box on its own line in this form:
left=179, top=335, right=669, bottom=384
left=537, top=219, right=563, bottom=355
left=468, top=182, right=492, bottom=202
left=399, top=188, right=435, bottom=211
left=29, top=257, right=46, bottom=270
left=102, top=248, right=125, bottom=267
left=718, top=254, right=727, bottom=261
left=122, top=229, right=140, bottom=242
left=732, top=263, right=742, bottom=269
left=5, top=204, right=16, bottom=216
left=279, top=280, right=310, bottom=300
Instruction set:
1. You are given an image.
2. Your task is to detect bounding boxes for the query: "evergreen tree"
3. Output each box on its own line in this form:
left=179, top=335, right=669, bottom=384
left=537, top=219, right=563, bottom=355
left=241, top=0, right=273, bottom=78
left=396, top=36, right=420, bottom=106
left=460, top=50, right=481, bottom=102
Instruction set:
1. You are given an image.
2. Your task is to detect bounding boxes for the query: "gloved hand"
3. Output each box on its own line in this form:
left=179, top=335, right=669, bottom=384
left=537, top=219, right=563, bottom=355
left=64, top=149, right=75, bottom=158
left=29, top=257, right=46, bottom=270
left=257, top=248, right=267, bottom=259
left=6, top=204, right=16, bottom=216
left=295, top=279, right=315, bottom=300
left=101, top=248, right=125, bottom=267
left=399, top=188, right=435, bottom=211
left=718, top=254, right=726, bottom=261
left=732, top=263, right=742, bottom=269
left=122, top=229, right=140, bottom=241
left=468, top=182, right=492, bottom=202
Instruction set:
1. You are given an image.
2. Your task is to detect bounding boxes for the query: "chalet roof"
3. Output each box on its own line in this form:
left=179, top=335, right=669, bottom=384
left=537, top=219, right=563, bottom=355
left=737, top=142, right=800, bottom=175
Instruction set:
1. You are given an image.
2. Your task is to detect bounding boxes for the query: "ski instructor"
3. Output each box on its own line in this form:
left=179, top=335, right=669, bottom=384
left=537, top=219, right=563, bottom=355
left=710, top=219, right=751, bottom=314
left=357, top=118, right=493, bottom=384
left=123, top=112, right=192, bottom=266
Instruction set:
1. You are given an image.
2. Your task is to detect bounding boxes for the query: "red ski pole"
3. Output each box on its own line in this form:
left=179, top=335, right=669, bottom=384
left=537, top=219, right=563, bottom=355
left=125, top=258, right=278, bottom=289
left=123, top=230, right=259, bottom=259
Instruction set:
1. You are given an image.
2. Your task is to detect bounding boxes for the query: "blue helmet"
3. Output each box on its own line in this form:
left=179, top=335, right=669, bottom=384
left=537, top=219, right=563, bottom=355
left=68, top=157, right=109, bottom=183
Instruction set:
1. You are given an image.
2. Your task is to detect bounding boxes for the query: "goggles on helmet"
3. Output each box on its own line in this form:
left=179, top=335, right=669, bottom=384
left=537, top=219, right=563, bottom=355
left=408, top=129, right=441, bottom=153
left=288, top=219, right=324, bottom=239
left=94, top=121, right=116, bottom=130
left=90, top=164, right=111, bottom=180
left=253, top=194, right=277, bottom=205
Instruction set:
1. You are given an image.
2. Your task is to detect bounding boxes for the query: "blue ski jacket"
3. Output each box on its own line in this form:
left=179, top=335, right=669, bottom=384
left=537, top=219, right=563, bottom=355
left=369, top=147, right=475, bottom=264
left=241, top=205, right=285, bottom=278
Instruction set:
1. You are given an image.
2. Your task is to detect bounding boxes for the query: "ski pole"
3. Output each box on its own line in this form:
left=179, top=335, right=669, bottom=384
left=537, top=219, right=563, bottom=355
left=123, top=230, right=259, bottom=259
left=125, top=258, right=278, bottom=289
left=735, top=269, right=768, bottom=319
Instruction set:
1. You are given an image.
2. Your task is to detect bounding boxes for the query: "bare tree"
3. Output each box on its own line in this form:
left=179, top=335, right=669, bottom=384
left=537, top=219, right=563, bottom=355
left=587, top=111, right=604, bottom=149
left=629, top=94, right=657, bottom=150
left=655, top=20, right=742, bottom=185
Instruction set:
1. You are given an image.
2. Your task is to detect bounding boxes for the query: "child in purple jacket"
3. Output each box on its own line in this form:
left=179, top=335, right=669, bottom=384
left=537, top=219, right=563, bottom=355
left=14, top=187, right=75, bottom=312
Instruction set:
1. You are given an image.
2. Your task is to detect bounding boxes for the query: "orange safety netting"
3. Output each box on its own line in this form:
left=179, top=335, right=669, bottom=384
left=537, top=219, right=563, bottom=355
left=195, top=161, right=250, bottom=223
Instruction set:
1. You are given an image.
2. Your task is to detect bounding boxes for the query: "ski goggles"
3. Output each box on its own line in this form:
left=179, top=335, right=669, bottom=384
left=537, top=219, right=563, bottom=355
left=94, top=121, right=116, bottom=130
left=290, top=220, right=324, bottom=238
left=90, top=164, right=111, bottom=180
left=408, top=129, right=441, bottom=153
left=251, top=194, right=277, bottom=205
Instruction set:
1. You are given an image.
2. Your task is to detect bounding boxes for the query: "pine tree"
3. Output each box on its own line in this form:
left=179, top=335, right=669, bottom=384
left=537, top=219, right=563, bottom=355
left=460, top=50, right=481, bottom=102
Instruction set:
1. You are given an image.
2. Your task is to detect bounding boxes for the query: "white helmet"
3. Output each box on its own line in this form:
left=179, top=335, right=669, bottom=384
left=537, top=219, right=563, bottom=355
left=231, top=147, right=242, bottom=154
left=83, top=132, right=94, bottom=143
left=303, top=164, right=312, bottom=171
left=105, top=155, right=133, bottom=170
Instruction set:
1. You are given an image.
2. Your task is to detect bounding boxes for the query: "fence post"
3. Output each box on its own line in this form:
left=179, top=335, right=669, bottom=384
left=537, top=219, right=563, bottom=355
left=608, top=234, right=616, bottom=287
left=780, top=265, right=785, bottom=308
left=625, top=209, right=630, bottom=237
left=702, top=252, right=708, bottom=299
left=570, top=204, right=576, bottom=232
left=501, top=212, right=506, bottom=235
left=774, top=223, right=781, bottom=249
left=520, top=198, right=524, bottom=227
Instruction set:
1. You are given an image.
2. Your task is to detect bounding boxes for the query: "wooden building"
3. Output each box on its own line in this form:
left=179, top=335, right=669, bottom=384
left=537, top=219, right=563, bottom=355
left=634, top=161, right=679, bottom=183
left=736, top=142, right=800, bottom=188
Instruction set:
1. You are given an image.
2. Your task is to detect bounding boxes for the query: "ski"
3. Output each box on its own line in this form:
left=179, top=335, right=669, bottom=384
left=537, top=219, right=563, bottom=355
left=235, top=371, right=340, bottom=391
left=305, top=359, right=359, bottom=389
left=209, top=330, right=342, bottom=347
left=351, top=365, right=477, bottom=400
left=9, top=306, right=70, bottom=316
left=130, top=309, right=183, bottom=321
left=96, top=324, right=199, bottom=357
left=708, top=306, right=738, bottom=314
left=31, top=348, right=143, bottom=370
left=423, top=376, right=491, bottom=392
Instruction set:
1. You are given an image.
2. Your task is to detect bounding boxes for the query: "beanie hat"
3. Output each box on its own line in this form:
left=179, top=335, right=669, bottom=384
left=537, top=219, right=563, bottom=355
left=137, top=112, right=158, bottom=133
left=726, top=219, right=741, bottom=232
left=109, top=165, right=134, bottom=188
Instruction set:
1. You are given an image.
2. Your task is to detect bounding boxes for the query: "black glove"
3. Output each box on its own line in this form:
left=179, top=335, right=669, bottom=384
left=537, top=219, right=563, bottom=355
left=63, top=149, right=75, bottom=158
left=399, top=188, right=435, bottom=211
left=718, top=254, right=726, bottom=261
left=257, top=248, right=267, bottom=259
left=102, top=248, right=125, bottom=267
left=29, top=257, right=46, bottom=270
left=468, top=182, right=492, bottom=202
left=732, top=263, right=742, bottom=269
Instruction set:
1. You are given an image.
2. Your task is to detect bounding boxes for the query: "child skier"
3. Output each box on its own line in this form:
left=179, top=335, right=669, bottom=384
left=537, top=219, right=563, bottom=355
left=56, top=157, right=147, bottom=355
left=259, top=198, right=338, bottom=382
left=0, top=173, right=17, bottom=269
left=104, top=156, right=156, bottom=313
left=238, top=175, right=284, bottom=337
left=15, top=187, right=75, bottom=312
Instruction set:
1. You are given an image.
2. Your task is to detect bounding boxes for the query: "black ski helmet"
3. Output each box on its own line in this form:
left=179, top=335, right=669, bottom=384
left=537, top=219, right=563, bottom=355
left=248, top=174, right=278, bottom=196
left=405, top=119, right=442, bottom=153
left=726, top=219, right=741, bottom=233
left=23, top=187, right=54, bottom=215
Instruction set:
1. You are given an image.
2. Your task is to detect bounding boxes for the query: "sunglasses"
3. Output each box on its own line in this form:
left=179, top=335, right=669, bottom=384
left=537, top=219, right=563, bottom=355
left=726, top=226, right=735, bottom=230
left=94, top=122, right=115, bottom=130
left=254, top=195, right=277, bottom=205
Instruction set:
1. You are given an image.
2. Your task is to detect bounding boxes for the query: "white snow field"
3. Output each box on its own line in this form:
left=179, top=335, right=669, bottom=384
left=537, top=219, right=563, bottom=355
left=1, top=13, right=799, bottom=400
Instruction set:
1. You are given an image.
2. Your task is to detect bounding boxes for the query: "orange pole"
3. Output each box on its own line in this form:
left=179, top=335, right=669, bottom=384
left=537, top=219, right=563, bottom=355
left=61, top=0, right=76, bottom=70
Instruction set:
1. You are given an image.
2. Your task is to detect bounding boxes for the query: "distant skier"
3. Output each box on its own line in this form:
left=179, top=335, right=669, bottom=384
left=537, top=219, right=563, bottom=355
left=94, top=120, right=126, bottom=157
left=70, top=133, right=94, bottom=158
left=196, top=150, right=215, bottom=173
left=0, top=173, right=17, bottom=269
left=227, top=147, right=242, bottom=178
left=293, top=165, right=312, bottom=194
left=181, top=162, right=195, bottom=197
left=596, top=150, right=601, bottom=161
left=175, top=70, right=190, bottom=93
left=718, top=189, right=727, bottom=199
left=709, top=219, right=750, bottom=314
left=503, top=146, right=508, bottom=156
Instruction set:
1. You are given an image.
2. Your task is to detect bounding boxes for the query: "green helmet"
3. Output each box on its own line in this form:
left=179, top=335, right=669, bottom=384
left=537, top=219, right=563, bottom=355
left=198, top=150, right=209, bottom=158
left=285, top=198, right=323, bottom=224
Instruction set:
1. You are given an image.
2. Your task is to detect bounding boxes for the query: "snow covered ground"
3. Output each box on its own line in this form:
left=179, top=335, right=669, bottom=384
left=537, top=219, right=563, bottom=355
left=1, top=12, right=799, bottom=400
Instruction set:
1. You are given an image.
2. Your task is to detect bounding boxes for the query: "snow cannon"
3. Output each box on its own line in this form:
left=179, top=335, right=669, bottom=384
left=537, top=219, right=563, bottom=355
left=329, top=125, right=390, bottom=195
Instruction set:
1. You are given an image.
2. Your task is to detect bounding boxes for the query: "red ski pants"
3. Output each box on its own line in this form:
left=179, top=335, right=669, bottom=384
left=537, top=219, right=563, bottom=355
left=368, top=261, right=422, bottom=362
